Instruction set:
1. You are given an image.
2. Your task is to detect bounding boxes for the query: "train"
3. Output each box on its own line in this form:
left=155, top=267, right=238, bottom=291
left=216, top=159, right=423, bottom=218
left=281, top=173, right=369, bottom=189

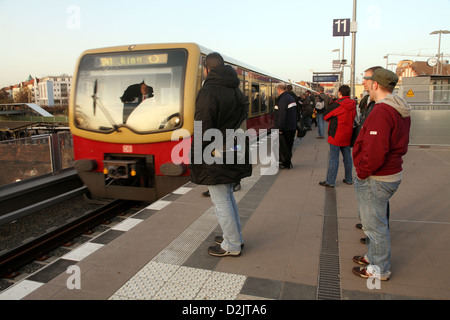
left=69, top=43, right=313, bottom=201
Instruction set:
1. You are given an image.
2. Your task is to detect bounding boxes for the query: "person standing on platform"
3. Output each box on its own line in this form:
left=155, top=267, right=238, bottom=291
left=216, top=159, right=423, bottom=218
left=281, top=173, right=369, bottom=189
left=301, top=92, right=313, bottom=131
left=189, top=52, right=251, bottom=257
left=353, top=66, right=382, bottom=243
left=353, top=66, right=382, bottom=145
left=315, top=87, right=330, bottom=139
left=308, top=91, right=317, bottom=128
left=352, top=68, right=411, bottom=281
left=275, top=83, right=297, bottom=169
left=319, top=85, right=356, bottom=187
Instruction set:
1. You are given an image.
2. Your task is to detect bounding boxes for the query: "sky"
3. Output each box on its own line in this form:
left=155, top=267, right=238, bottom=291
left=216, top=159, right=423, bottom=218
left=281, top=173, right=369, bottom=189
left=0, top=0, right=449, bottom=89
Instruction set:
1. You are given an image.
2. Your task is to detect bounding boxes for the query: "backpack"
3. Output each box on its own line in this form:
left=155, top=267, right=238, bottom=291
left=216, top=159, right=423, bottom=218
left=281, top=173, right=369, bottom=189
left=315, top=95, right=325, bottom=110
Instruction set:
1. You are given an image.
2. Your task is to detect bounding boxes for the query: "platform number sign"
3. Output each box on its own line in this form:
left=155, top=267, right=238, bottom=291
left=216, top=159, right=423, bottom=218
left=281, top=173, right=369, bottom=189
left=333, top=19, right=350, bottom=37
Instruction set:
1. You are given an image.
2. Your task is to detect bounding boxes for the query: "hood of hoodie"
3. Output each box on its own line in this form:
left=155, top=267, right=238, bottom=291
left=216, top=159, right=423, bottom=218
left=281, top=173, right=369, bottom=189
left=339, top=96, right=357, bottom=110
left=377, top=94, right=411, bottom=118
left=204, top=64, right=240, bottom=89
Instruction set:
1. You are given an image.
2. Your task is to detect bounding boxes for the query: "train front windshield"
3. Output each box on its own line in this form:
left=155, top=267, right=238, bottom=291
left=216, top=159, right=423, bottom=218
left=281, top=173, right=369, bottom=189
left=74, top=49, right=187, bottom=133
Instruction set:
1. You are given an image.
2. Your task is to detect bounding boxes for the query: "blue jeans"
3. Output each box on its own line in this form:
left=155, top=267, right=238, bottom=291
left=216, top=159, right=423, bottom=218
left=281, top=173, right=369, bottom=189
left=325, top=144, right=353, bottom=186
left=317, top=113, right=324, bottom=137
left=208, top=184, right=243, bottom=252
left=355, top=178, right=401, bottom=274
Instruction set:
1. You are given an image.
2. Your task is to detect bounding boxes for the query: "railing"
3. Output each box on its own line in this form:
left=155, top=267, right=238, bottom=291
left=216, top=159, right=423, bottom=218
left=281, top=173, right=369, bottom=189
left=0, top=133, right=74, bottom=186
left=0, top=115, right=68, bottom=122
left=398, top=83, right=450, bottom=105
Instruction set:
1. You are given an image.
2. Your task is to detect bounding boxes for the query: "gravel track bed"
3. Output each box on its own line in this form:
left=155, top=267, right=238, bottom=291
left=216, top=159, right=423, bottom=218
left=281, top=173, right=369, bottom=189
left=0, top=195, right=142, bottom=292
left=0, top=195, right=105, bottom=252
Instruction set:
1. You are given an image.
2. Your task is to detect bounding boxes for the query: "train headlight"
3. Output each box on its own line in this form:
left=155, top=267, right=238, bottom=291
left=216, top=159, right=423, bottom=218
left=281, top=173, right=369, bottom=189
left=169, top=116, right=181, bottom=127
left=74, top=112, right=89, bottom=128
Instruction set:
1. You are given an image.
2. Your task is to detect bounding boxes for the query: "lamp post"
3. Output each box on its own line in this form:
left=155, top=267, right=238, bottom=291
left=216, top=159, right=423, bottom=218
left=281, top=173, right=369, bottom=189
left=332, top=49, right=342, bottom=85
left=388, top=63, right=397, bottom=71
left=430, top=30, right=450, bottom=74
left=332, top=48, right=340, bottom=61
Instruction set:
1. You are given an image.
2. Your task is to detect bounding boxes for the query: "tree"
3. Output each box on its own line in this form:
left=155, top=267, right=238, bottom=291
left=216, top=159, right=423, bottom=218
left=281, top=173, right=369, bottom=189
left=14, top=87, right=31, bottom=103
left=0, top=89, right=13, bottom=103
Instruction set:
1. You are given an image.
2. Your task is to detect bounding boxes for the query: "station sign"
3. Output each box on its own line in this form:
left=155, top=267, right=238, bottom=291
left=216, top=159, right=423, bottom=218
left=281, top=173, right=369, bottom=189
left=313, top=75, right=339, bottom=83
left=333, top=19, right=351, bottom=37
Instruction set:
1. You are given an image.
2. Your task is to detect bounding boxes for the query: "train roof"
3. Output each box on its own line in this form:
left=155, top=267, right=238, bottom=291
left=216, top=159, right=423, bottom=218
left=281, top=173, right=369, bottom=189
left=195, top=43, right=317, bottom=93
left=79, top=42, right=317, bottom=93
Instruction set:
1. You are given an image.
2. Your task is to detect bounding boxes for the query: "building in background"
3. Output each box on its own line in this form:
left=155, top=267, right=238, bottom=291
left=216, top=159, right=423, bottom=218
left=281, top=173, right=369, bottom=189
left=396, top=60, right=450, bottom=104
left=1, top=75, right=72, bottom=107
left=38, top=75, right=72, bottom=107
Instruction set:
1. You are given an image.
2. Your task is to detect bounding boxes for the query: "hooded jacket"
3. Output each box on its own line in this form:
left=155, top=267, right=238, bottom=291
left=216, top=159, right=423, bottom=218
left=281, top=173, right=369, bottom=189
left=324, top=96, right=356, bottom=146
left=352, top=94, right=411, bottom=180
left=189, top=64, right=251, bottom=185
left=275, top=91, right=297, bottom=132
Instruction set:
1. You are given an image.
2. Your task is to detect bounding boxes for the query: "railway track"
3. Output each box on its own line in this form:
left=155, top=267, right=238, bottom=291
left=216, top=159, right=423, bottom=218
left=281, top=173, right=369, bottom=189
left=0, top=170, right=141, bottom=285
left=0, top=199, right=135, bottom=279
left=0, top=169, right=86, bottom=225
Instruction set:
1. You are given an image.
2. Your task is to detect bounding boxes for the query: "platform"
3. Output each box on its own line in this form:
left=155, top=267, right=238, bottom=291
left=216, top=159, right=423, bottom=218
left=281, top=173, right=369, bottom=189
left=1, top=130, right=449, bottom=301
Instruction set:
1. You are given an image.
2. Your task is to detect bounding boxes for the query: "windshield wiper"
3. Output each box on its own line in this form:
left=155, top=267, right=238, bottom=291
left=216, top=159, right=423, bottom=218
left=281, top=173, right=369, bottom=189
left=91, top=79, right=121, bottom=132
left=92, top=79, right=97, bottom=115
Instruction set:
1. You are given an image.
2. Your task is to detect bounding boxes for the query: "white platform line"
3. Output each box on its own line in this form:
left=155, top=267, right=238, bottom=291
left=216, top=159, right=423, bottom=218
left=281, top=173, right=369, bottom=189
left=0, top=280, right=44, bottom=300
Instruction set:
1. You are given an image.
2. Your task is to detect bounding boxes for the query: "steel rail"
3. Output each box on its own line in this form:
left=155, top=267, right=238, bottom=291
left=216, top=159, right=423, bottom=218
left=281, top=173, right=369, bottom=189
left=0, top=169, right=84, bottom=225
left=0, top=199, right=133, bottom=278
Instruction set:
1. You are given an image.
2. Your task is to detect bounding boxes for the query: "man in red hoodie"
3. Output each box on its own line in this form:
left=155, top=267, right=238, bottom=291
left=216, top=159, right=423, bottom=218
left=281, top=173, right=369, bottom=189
left=352, top=68, right=411, bottom=281
left=319, top=85, right=356, bottom=187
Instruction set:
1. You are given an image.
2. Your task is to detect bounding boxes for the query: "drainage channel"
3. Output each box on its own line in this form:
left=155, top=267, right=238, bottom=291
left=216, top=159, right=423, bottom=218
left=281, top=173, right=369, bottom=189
left=316, top=187, right=341, bottom=300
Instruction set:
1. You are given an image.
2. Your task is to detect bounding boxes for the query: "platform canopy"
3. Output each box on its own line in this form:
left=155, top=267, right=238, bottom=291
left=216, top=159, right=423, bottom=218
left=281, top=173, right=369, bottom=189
left=0, top=103, right=53, bottom=117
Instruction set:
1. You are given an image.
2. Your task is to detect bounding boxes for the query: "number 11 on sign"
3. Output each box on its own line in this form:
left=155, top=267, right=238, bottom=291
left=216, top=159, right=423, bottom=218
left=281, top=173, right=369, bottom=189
left=333, top=18, right=350, bottom=37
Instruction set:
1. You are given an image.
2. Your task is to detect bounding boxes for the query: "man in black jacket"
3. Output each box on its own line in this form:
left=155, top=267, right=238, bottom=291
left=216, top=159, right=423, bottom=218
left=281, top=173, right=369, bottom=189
left=315, top=87, right=330, bottom=139
left=275, top=84, right=297, bottom=169
left=189, top=52, right=251, bottom=257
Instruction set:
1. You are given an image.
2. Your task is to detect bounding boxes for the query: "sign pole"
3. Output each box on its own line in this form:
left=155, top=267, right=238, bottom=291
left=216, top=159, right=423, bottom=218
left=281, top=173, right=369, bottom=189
left=350, top=0, right=357, bottom=98
left=341, top=36, right=345, bottom=86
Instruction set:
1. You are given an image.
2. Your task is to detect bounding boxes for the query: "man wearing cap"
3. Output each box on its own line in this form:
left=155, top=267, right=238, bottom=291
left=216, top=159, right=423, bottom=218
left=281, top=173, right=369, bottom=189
left=352, top=68, right=411, bottom=281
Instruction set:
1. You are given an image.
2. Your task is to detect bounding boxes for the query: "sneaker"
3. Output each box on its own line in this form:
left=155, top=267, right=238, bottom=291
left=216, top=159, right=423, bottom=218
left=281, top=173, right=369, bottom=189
left=208, top=245, right=241, bottom=257
left=319, top=181, right=334, bottom=187
left=343, top=179, right=353, bottom=185
left=355, top=223, right=363, bottom=230
left=280, top=163, right=293, bottom=170
left=353, top=255, right=370, bottom=265
left=215, top=236, right=244, bottom=248
left=352, top=265, right=391, bottom=281
left=360, top=237, right=367, bottom=244
left=202, top=190, right=210, bottom=197
left=316, top=136, right=324, bottom=139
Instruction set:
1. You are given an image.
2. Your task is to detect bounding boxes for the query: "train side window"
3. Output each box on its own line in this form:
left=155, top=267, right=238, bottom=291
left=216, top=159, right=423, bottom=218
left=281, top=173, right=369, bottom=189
left=244, top=78, right=250, bottom=116
left=197, top=56, right=205, bottom=93
left=270, top=82, right=278, bottom=113
left=201, top=56, right=207, bottom=83
left=251, top=83, right=260, bottom=115
left=237, top=67, right=245, bottom=94
left=260, top=83, right=268, bottom=114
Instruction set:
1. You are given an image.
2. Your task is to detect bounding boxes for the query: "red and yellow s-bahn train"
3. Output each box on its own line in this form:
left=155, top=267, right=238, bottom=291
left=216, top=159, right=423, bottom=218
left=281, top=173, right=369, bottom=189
left=69, top=43, right=311, bottom=201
